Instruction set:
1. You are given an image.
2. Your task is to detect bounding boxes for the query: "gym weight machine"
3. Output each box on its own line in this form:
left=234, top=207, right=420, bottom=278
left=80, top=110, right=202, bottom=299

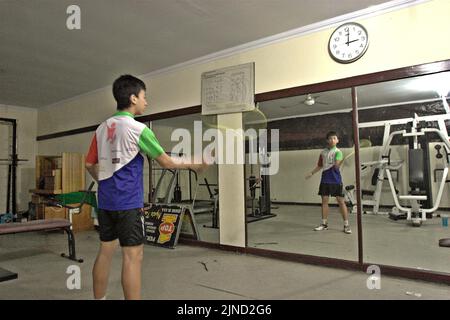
left=383, top=113, right=450, bottom=226
left=344, top=149, right=404, bottom=215
left=345, top=113, right=450, bottom=226
left=0, top=118, right=28, bottom=222
left=246, top=146, right=277, bottom=223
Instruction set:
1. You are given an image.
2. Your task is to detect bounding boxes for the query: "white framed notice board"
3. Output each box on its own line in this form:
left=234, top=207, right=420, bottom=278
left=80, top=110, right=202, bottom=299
left=201, top=62, right=255, bottom=115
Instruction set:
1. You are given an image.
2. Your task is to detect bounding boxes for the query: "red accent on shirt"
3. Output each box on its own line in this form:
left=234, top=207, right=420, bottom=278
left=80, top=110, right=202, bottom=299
left=106, top=123, right=116, bottom=143
left=86, top=134, right=98, bottom=164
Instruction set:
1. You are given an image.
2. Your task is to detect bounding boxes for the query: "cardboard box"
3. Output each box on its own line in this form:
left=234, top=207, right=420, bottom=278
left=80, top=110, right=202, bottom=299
left=42, top=169, right=53, bottom=177
left=44, top=205, right=66, bottom=220
left=31, top=194, right=43, bottom=204
left=41, top=159, right=55, bottom=176
left=44, top=176, right=56, bottom=190
left=36, top=204, right=46, bottom=220
left=70, top=204, right=94, bottom=232
left=42, top=158, right=54, bottom=171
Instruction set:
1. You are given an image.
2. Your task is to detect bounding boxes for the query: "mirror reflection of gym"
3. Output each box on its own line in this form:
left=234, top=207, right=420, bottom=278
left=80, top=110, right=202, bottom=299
left=356, top=71, right=450, bottom=274
left=148, top=113, right=220, bottom=244
left=244, top=88, right=359, bottom=261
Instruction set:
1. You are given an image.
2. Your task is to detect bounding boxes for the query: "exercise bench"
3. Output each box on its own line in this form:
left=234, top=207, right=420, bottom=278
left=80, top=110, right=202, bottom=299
left=0, top=219, right=82, bottom=282
left=0, top=182, right=95, bottom=282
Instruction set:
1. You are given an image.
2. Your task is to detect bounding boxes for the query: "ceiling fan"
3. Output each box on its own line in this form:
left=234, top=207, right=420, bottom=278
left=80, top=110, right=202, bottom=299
left=280, top=94, right=329, bottom=109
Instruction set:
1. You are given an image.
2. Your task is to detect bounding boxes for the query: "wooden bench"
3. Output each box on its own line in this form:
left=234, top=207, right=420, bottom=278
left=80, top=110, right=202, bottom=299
left=0, top=218, right=83, bottom=282
left=0, top=182, right=95, bottom=282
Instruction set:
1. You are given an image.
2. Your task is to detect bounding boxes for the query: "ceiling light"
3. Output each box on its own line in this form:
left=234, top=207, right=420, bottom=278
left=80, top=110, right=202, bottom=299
left=404, top=72, right=450, bottom=97
left=304, top=94, right=315, bottom=106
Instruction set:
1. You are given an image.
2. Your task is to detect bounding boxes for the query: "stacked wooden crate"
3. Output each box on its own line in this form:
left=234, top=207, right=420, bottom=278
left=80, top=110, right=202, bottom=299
left=34, top=153, right=85, bottom=194
left=31, top=153, right=93, bottom=232
left=61, top=152, right=86, bottom=194
left=44, top=169, right=62, bottom=191
left=35, top=156, right=62, bottom=193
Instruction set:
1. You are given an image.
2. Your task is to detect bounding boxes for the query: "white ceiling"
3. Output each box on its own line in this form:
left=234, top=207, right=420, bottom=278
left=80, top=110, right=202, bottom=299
left=0, top=0, right=390, bottom=108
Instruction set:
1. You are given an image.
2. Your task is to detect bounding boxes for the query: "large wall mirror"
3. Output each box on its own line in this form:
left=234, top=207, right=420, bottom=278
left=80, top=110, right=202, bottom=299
left=244, top=88, right=359, bottom=261
left=149, top=113, right=220, bottom=244
left=357, top=71, right=450, bottom=274
left=243, top=64, right=450, bottom=278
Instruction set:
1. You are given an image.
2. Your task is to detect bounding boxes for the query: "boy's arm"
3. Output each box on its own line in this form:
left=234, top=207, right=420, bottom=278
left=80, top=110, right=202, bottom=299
left=334, top=160, right=343, bottom=168
left=305, top=154, right=323, bottom=180
left=334, top=150, right=344, bottom=169
left=140, top=127, right=208, bottom=173
left=305, top=166, right=322, bottom=180
left=85, top=134, right=99, bottom=182
left=86, top=163, right=99, bottom=182
left=155, top=152, right=208, bottom=173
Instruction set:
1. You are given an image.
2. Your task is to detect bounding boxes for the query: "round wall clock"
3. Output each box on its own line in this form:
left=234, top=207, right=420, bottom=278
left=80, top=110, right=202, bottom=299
left=328, top=22, right=369, bottom=64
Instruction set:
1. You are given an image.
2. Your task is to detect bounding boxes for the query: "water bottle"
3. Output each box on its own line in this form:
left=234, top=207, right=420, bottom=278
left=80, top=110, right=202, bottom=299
left=442, top=214, right=449, bottom=227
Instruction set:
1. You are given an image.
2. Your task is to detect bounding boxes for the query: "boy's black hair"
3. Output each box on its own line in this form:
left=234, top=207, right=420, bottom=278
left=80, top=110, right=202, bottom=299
left=112, top=75, right=146, bottom=110
left=326, top=131, right=338, bottom=139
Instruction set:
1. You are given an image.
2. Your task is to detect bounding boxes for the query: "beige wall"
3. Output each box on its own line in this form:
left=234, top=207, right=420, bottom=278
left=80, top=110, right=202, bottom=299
left=0, top=104, right=37, bottom=212
left=263, top=148, right=356, bottom=204
left=35, top=0, right=450, bottom=243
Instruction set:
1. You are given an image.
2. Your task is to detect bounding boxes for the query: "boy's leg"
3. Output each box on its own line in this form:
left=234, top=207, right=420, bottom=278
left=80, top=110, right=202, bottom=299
left=337, top=196, right=352, bottom=234
left=121, top=244, right=144, bottom=300
left=314, top=196, right=330, bottom=230
left=93, top=240, right=118, bottom=299
left=116, top=209, right=145, bottom=300
left=336, top=196, right=349, bottom=221
left=321, top=196, right=330, bottom=220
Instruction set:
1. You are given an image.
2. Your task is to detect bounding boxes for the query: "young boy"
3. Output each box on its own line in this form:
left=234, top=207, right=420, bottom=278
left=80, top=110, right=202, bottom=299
left=305, top=131, right=351, bottom=234
left=85, top=74, right=206, bottom=300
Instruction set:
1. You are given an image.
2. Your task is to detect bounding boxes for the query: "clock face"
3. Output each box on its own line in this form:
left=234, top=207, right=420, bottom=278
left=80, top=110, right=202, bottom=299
left=328, top=22, right=369, bottom=63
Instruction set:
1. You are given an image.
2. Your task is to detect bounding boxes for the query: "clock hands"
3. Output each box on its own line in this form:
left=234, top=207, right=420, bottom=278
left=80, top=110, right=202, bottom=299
left=345, top=35, right=359, bottom=46
left=345, top=29, right=360, bottom=46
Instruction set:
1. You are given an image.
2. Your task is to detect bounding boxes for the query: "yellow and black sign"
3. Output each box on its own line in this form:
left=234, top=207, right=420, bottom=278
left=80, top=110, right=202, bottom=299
left=143, top=204, right=198, bottom=248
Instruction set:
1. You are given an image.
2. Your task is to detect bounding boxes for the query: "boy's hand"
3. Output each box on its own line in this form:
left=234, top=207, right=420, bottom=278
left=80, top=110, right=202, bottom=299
left=189, top=162, right=209, bottom=174
left=305, top=172, right=313, bottom=180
